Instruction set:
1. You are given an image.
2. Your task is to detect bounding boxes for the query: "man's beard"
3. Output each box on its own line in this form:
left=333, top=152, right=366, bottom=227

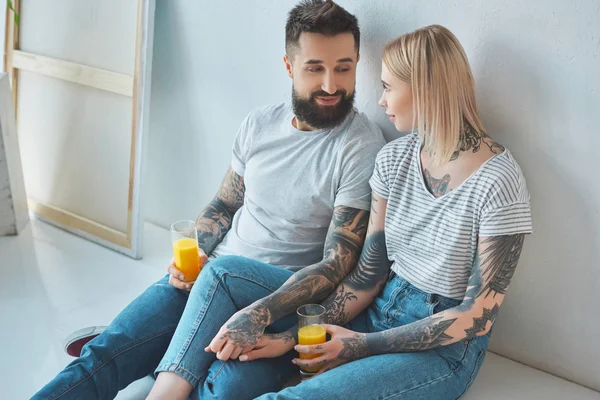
left=292, top=86, right=355, bottom=130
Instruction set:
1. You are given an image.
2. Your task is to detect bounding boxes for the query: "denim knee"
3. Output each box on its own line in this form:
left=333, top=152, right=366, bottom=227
left=205, top=255, right=252, bottom=277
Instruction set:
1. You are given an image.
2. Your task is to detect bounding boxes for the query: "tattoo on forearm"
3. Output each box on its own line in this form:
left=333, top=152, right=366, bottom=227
left=320, top=230, right=390, bottom=326
left=196, top=201, right=233, bottom=255
left=195, top=168, right=245, bottom=255
left=367, top=234, right=524, bottom=354
left=346, top=230, right=391, bottom=291
left=257, top=207, right=368, bottom=323
left=270, top=330, right=295, bottom=344
left=367, top=316, right=457, bottom=354
left=322, top=285, right=357, bottom=325
left=338, top=334, right=369, bottom=361
left=376, top=234, right=524, bottom=353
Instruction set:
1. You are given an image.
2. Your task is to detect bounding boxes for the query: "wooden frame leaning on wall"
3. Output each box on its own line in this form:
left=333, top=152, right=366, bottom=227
left=3, top=0, right=156, bottom=259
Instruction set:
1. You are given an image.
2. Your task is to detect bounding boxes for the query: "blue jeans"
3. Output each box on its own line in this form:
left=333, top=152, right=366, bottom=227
left=33, top=274, right=189, bottom=399
left=32, top=257, right=297, bottom=400
left=157, top=256, right=490, bottom=399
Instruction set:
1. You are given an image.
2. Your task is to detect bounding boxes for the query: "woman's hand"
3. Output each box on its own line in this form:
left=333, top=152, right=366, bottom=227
left=293, top=324, right=370, bottom=374
left=238, top=331, right=297, bottom=362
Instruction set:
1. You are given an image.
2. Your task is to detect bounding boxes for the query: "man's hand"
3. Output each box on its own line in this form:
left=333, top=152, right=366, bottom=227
left=167, top=250, right=209, bottom=291
left=293, top=325, right=369, bottom=375
left=238, top=331, right=296, bottom=362
left=205, top=304, right=271, bottom=360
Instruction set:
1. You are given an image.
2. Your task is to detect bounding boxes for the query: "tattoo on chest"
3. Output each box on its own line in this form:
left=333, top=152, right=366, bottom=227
left=423, top=169, right=452, bottom=198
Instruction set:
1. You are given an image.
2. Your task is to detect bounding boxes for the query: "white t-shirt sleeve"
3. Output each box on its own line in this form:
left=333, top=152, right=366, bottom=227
left=480, top=202, right=533, bottom=236
left=479, top=172, right=533, bottom=236
left=369, top=145, right=394, bottom=200
left=231, top=113, right=253, bottom=176
left=334, top=138, right=384, bottom=211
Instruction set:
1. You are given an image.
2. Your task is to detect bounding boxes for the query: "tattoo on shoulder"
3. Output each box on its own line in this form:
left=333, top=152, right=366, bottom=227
left=219, top=168, right=245, bottom=211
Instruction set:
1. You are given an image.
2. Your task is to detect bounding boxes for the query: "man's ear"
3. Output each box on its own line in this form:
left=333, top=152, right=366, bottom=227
left=283, top=54, right=294, bottom=79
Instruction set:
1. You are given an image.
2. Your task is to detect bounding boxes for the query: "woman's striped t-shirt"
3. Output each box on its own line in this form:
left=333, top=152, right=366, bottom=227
left=369, top=133, right=533, bottom=299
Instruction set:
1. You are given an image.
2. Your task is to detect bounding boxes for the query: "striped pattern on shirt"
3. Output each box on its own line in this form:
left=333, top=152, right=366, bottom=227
left=369, top=133, right=532, bottom=299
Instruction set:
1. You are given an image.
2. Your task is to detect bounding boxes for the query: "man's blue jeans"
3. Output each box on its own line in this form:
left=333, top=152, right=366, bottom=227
left=32, top=256, right=297, bottom=400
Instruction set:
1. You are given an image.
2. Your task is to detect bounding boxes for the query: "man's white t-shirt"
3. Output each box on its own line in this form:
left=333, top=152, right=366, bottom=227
left=211, top=103, right=386, bottom=270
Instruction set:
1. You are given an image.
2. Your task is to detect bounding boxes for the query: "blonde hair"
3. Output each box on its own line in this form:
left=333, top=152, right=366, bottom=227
left=382, top=25, right=485, bottom=165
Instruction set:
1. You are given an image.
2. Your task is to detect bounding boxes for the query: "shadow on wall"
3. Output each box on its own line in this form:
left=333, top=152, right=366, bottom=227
left=145, top=0, right=204, bottom=228
left=474, top=38, right=600, bottom=390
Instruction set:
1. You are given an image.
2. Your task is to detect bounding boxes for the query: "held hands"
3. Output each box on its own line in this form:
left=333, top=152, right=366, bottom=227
left=238, top=331, right=297, bottom=362
left=204, top=321, right=370, bottom=376
left=205, top=304, right=272, bottom=360
left=167, top=249, right=208, bottom=291
left=292, top=325, right=370, bottom=375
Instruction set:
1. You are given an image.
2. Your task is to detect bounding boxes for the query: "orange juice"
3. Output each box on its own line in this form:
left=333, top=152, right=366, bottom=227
left=298, top=324, right=327, bottom=372
left=172, top=238, right=201, bottom=282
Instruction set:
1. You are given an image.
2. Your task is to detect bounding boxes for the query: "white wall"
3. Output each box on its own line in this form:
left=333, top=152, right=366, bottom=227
left=146, top=0, right=600, bottom=390
left=1, top=0, right=596, bottom=391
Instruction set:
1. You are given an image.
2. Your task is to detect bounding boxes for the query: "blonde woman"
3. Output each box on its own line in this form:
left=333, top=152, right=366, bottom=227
left=239, top=24, right=532, bottom=399
left=147, top=25, right=532, bottom=399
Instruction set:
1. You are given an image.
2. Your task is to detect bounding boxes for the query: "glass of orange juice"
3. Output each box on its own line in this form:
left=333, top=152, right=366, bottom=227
left=170, top=220, right=202, bottom=283
left=297, top=304, right=327, bottom=379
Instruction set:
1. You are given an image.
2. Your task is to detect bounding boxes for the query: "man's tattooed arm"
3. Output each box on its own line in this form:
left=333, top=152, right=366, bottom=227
left=361, top=234, right=525, bottom=356
left=195, top=167, right=245, bottom=255
left=321, top=193, right=391, bottom=326
left=214, top=204, right=368, bottom=352
left=253, top=205, right=369, bottom=324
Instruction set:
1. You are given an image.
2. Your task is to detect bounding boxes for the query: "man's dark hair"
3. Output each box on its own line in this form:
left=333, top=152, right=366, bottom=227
left=285, top=0, right=360, bottom=56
